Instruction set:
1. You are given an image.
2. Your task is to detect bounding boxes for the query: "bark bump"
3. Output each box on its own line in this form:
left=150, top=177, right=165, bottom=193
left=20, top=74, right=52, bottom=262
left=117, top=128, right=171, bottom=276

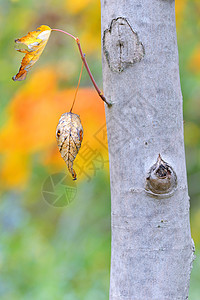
left=103, top=17, right=144, bottom=72
left=145, top=154, right=177, bottom=198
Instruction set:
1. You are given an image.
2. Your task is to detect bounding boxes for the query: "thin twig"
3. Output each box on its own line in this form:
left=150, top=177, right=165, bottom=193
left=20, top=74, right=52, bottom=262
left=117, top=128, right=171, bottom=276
left=52, top=28, right=76, bottom=40
left=70, top=61, right=84, bottom=113
left=52, top=29, right=112, bottom=107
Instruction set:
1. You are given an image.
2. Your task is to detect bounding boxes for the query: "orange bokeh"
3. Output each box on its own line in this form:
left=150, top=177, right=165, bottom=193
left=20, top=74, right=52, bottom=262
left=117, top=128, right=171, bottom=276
left=0, top=68, right=108, bottom=189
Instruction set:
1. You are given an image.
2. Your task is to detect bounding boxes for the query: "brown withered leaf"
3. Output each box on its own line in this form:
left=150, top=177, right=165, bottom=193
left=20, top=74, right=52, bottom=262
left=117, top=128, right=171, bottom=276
left=12, top=25, right=51, bottom=81
left=56, top=112, right=83, bottom=180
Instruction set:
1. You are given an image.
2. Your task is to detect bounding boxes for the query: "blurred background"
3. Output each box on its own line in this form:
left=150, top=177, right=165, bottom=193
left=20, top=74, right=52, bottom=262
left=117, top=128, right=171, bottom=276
left=0, top=0, right=199, bottom=299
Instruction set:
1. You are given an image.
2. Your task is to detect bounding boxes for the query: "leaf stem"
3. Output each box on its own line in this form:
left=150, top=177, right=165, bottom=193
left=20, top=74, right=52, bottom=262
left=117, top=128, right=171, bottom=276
left=70, top=61, right=84, bottom=113
left=52, top=29, right=111, bottom=107
left=52, top=28, right=76, bottom=40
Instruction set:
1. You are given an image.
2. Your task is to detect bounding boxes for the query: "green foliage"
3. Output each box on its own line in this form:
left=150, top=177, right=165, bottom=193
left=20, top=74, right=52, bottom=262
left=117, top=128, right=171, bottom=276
left=0, top=172, right=110, bottom=300
left=0, top=0, right=199, bottom=298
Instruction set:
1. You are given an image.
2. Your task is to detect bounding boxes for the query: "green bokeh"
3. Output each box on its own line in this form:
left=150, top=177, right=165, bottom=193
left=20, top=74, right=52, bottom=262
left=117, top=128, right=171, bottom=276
left=0, top=0, right=199, bottom=299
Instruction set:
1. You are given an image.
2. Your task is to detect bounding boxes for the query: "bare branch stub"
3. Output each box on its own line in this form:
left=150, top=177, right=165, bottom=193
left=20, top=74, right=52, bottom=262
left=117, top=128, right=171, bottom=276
left=145, top=154, right=177, bottom=198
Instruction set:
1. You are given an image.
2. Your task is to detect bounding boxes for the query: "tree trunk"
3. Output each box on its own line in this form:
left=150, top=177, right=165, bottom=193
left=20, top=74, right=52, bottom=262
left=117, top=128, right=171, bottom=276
left=101, top=1, right=195, bottom=299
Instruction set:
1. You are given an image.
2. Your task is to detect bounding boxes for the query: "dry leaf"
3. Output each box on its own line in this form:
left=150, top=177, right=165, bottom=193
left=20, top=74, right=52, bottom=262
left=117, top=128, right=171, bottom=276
left=56, top=112, right=83, bottom=180
left=12, top=25, right=52, bottom=81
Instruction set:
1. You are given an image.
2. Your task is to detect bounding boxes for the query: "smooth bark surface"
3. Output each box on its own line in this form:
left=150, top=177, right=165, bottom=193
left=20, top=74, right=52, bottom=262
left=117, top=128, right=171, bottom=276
left=101, top=1, right=194, bottom=299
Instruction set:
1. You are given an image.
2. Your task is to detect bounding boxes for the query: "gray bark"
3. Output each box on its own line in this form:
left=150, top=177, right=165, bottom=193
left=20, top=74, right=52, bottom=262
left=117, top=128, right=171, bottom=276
left=101, top=1, right=195, bottom=299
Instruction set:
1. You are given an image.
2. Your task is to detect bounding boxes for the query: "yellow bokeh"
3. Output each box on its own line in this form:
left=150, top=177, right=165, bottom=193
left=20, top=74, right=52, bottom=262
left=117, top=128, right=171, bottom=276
left=0, top=151, right=30, bottom=190
left=175, top=0, right=187, bottom=28
left=188, top=45, right=200, bottom=73
left=65, top=0, right=93, bottom=14
left=191, top=209, right=200, bottom=246
left=65, top=0, right=101, bottom=52
left=0, top=0, right=198, bottom=188
left=184, top=122, right=200, bottom=147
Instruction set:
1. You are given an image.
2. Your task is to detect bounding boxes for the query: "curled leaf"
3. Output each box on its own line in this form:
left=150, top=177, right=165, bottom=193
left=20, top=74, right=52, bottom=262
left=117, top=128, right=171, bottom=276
left=56, top=112, right=83, bottom=180
left=12, top=25, right=52, bottom=81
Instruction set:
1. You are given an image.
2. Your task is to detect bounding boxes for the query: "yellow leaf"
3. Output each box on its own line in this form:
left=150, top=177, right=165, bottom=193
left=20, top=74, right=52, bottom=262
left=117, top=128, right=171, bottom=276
left=12, top=25, right=51, bottom=81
